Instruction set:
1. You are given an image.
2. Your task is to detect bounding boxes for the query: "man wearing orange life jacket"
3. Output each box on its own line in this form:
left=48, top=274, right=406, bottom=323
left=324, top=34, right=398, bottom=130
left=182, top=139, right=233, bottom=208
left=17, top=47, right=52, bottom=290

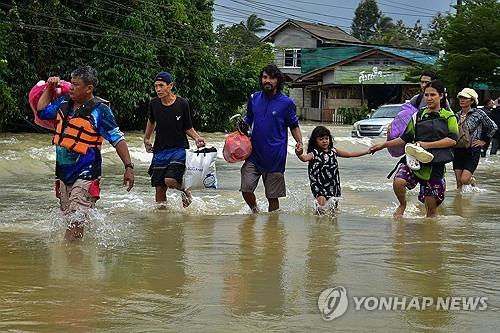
left=37, top=66, right=135, bottom=240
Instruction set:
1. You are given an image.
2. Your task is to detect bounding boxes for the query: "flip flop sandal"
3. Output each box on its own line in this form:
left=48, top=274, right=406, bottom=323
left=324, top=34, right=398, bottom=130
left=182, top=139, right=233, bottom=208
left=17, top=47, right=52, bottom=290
left=406, top=153, right=421, bottom=171
left=405, top=143, right=434, bottom=163
left=181, top=190, right=192, bottom=208
left=230, top=114, right=250, bottom=136
left=470, top=176, right=476, bottom=187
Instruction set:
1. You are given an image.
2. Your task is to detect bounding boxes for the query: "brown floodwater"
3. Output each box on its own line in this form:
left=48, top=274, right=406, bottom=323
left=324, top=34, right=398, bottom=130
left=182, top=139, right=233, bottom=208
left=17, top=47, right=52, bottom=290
left=1, top=124, right=499, bottom=332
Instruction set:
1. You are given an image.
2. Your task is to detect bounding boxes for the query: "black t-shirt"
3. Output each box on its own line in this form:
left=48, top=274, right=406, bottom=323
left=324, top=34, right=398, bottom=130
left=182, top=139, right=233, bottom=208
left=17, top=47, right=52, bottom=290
left=149, top=96, right=193, bottom=152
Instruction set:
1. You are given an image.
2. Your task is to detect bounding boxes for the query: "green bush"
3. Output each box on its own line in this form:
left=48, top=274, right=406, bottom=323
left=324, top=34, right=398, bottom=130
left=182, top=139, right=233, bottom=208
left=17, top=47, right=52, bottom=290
left=337, top=105, right=369, bottom=124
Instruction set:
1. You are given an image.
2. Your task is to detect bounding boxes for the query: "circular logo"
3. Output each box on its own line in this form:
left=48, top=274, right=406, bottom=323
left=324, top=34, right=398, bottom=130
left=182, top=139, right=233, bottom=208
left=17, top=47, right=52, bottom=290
left=318, top=286, right=349, bottom=321
left=203, top=173, right=216, bottom=189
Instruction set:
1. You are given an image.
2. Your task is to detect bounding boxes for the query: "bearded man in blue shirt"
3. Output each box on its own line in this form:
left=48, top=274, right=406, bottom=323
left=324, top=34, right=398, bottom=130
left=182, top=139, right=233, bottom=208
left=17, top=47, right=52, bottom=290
left=240, top=64, right=303, bottom=212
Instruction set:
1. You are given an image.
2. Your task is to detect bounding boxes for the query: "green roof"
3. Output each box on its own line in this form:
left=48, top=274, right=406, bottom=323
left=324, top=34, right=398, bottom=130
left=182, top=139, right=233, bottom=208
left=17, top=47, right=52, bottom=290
left=376, top=46, right=437, bottom=65
left=300, top=46, right=437, bottom=74
left=301, top=46, right=367, bottom=73
left=471, top=82, right=499, bottom=90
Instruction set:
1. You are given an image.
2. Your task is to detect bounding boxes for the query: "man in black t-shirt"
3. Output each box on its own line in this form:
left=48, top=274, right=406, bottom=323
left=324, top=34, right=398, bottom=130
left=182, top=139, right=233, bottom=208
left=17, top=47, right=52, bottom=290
left=143, top=71, right=205, bottom=207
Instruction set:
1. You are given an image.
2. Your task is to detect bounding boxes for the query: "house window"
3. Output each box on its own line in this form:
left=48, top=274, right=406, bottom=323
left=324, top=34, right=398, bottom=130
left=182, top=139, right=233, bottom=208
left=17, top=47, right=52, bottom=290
left=332, top=86, right=361, bottom=99
left=311, top=90, right=319, bottom=108
left=383, top=59, right=395, bottom=65
left=284, top=49, right=301, bottom=68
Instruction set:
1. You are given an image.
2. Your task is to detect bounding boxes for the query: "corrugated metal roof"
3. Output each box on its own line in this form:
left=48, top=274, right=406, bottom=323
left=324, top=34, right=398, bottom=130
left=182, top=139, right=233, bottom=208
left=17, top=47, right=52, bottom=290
left=301, top=46, right=368, bottom=73
left=261, top=19, right=361, bottom=44
left=300, top=46, right=437, bottom=74
left=376, top=46, right=437, bottom=65
left=290, top=20, right=361, bottom=43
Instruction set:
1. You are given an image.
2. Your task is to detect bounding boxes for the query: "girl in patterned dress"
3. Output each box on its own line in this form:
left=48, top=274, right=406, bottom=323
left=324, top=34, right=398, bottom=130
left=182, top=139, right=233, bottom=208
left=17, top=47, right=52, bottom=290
left=295, top=126, right=370, bottom=213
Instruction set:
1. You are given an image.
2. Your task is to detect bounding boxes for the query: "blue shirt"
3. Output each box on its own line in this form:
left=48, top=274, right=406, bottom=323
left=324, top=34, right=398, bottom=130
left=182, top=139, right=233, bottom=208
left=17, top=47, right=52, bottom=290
left=245, top=91, right=299, bottom=173
left=38, top=96, right=125, bottom=184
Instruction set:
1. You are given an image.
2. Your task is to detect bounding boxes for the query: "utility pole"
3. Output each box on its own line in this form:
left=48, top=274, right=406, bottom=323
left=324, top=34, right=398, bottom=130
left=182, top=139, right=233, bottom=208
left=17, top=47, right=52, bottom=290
left=457, top=0, right=463, bottom=15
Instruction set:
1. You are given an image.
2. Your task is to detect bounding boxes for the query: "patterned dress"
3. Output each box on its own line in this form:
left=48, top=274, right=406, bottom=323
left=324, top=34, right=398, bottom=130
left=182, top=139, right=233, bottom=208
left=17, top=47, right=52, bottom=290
left=308, top=148, right=341, bottom=199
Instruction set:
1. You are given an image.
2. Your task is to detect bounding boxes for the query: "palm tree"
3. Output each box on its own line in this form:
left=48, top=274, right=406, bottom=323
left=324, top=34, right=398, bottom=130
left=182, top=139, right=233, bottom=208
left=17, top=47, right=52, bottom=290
left=374, top=14, right=394, bottom=35
left=239, top=14, right=266, bottom=34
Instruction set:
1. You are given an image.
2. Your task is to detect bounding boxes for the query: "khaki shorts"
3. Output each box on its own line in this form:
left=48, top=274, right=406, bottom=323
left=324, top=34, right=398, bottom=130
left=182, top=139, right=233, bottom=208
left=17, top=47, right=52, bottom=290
left=56, top=179, right=99, bottom=214
left=240, top=161, right=286, bottom=199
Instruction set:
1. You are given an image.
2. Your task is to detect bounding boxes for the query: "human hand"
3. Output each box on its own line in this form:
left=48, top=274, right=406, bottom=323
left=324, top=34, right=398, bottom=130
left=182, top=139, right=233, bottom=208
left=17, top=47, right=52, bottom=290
left=472, top=139, right=485, bottom=147
left=237, top=118, right=250, bottom=136
left=295, top=142, right=303, bottom=155
left=123, top=168, right=134, bottom=192
left=46, top=76, right=61, bottom=89
left=195, top=137, right=206, bottom=148
left=144, top=138, right=153, bottom=153
left=415, top=141, right=429, bottom=149
left=369, top=143, right=384, bottom=154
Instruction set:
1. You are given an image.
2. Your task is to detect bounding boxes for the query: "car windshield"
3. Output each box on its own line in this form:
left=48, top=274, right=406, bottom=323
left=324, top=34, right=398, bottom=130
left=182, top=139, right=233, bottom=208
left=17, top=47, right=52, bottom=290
left=372, top=105, right=401, bottom=118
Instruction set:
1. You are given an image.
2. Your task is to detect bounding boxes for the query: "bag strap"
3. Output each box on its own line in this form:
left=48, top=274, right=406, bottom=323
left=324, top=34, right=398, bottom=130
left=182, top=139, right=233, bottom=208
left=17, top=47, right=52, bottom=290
left=458, top=112, right=481, bottom=132
left=193, top=147, right=217, bottom=156
left=75, top=97, right=107, bottom=117
left=414, top=94, right=424, bottom=109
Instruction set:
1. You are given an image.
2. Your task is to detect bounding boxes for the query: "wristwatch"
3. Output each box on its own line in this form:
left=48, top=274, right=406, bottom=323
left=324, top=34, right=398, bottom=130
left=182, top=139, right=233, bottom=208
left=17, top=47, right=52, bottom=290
left=124, top=163, right=134, bottom=169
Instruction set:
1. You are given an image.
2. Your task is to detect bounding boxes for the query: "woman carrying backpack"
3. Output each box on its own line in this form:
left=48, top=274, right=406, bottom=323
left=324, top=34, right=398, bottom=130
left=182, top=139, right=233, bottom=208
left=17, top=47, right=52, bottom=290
left=370, top=80, right=458, bottom=218
left=453, top=88, right=497, bottom=191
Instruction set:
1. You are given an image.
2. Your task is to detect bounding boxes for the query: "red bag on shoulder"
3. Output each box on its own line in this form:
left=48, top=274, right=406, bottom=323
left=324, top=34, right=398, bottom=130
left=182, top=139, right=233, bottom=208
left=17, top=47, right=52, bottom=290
left=28, top=80, right=71, bottom=130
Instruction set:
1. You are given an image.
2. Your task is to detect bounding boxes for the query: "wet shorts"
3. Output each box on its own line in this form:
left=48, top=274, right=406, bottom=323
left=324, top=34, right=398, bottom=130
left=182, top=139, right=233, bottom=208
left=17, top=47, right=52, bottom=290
left=148, top=148, right=186, bottom=187
left=452, top=147, right=481, bottom=173
left=240, top=161, right=286, bottom=199
left=394, top=163, right=446, bottom=206
left=57, top=178, right=99, bottom=214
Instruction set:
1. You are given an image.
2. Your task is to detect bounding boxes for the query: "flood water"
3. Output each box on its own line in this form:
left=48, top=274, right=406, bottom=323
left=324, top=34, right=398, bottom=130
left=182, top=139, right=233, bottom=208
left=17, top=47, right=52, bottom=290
left=1, top=124, right=499, bottom=332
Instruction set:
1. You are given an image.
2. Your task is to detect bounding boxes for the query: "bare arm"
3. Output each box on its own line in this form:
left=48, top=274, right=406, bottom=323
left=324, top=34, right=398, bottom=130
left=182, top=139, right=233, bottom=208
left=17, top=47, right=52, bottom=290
left=417, top=137, right=456, bottom=150
left=186, top=127, right=206, bottom=148
left=295, top=150, right=313, bottom=162
left=143, top=119, right=156, bottom=153
left=115, top=140, right=134, bottom=191
left=37, top=76, right=60, bottom=110
left=294, top=139, right=313, bottom=162
left=370, top=137, right=405, bottom=153
left=290, top=126, right=303, bottom=152
left=335, top=146, right=370, bottom=158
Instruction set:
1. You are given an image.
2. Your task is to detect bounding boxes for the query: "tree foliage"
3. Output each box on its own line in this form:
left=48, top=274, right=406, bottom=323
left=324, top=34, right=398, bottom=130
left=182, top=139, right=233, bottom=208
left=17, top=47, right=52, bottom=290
left=351, top=0, right=381, bottom=42
left=0, top=1, right=271, bottom=132
left=239, top=14, right=266, bottom=35
left=420, top=14, right=448, bottom=51
left=210, top=16, right=274, bottom=131
left=371, top=19, right=422, bottom=48
left=0, top=10, right=18, bottom=127
left=438, top=0, right=500, bottom=93
left=351, top=1, right=450, bottom=51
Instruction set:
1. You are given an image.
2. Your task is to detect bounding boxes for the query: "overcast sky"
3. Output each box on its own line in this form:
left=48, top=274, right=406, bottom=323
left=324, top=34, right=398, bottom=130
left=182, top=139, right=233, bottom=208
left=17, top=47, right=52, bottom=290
left=214, top=0, right=455, bottom=35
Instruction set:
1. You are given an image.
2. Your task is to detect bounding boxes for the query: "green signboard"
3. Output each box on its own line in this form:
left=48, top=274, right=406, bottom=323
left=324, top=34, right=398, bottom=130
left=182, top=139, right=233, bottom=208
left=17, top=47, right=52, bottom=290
left=471, top=82, right=499, bottom=90
left=333, top=65, right=413, bottom=85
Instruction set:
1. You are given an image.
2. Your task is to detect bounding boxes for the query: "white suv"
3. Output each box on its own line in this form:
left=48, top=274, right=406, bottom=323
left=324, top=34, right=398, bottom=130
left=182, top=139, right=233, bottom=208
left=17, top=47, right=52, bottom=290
left=351, top=104, right=402, bottom=137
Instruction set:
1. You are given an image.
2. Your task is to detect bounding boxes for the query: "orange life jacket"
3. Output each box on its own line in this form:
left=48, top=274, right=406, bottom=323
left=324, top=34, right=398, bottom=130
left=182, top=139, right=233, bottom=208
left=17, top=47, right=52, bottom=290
left=52, top=97, right=108, bottom=154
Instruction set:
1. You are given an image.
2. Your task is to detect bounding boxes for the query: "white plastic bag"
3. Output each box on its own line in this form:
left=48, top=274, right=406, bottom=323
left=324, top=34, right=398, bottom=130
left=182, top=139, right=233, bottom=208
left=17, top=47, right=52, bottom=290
left=183, top=147, right=218, bottom=190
